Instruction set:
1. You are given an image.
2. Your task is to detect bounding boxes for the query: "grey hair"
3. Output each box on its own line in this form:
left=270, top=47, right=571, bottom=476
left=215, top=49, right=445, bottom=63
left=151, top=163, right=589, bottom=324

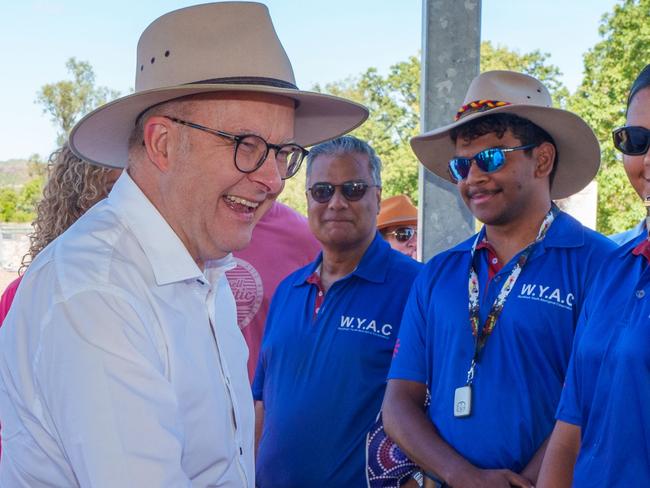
left=306, top=135, right=382, bottom=186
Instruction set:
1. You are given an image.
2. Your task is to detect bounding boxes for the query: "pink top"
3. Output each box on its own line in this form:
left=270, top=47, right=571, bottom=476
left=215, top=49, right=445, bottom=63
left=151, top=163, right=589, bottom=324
left=229, top=201, right=320, bottom=382
left=0, top=276, right=21, bottom=326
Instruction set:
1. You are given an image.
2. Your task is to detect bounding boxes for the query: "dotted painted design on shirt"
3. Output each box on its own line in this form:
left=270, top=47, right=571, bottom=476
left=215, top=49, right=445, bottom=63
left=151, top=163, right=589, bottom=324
left=225, top=258, right=263, bottom=330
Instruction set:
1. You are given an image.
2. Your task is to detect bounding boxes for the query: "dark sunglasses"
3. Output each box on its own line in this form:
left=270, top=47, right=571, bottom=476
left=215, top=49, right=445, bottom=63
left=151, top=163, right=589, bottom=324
left=612, top=126, right=650, bottom=156
left=307, top=181, right=380, bottom=203
left=448, top=143, right=538, bottom=182
left=385, top=226, right=416, bottom=242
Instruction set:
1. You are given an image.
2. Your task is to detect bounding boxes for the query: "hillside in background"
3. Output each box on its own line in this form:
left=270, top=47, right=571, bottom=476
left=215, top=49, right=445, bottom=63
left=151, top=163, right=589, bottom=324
left=0, top=159, right=33, bottom=188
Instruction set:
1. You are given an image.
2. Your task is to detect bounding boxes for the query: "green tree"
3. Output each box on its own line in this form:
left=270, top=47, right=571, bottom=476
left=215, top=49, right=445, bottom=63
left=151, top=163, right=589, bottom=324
left=36, top=57, right=120, bottom=146
left=279, top=42, right=568, bottom=213
left=569, top=0, right=650, bottom=234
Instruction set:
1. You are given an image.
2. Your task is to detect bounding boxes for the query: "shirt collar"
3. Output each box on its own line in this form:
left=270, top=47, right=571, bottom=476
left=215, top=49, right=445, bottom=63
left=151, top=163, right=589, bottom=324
left=107, top=172, right=207, bottom=286
left=454, top=210, right=582, bottom=253
left=293, top=232, right=390, bottom=286
left=624, top=229, right=650, bottom=260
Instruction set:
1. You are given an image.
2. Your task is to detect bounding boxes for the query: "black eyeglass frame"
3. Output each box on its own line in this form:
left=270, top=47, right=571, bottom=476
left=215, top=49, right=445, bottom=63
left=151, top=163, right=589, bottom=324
left=306, top=180, right=382, bottom=203
left=612, top=126, right=650, bottom=156
left=447, top=143, right=538, bottom=182
left=165, top=116, right=308, bottom=180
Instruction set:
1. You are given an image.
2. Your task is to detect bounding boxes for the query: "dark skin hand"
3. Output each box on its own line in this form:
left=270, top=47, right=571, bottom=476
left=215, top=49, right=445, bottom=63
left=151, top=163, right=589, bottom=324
left=382, top=379, right=534, bottom=488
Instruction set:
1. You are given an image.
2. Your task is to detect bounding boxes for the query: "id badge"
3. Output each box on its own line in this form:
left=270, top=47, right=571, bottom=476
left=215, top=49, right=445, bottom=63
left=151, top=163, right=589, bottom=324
left=453, top=385, right=472, bottom=418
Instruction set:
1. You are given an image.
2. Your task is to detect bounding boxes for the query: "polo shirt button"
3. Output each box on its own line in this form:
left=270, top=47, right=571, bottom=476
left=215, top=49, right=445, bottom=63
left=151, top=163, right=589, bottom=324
left=636, top=289, right=645, bottom=299
left=318, top=291, right=323, bottom=296
left=491, top=257, right=498, bottom=264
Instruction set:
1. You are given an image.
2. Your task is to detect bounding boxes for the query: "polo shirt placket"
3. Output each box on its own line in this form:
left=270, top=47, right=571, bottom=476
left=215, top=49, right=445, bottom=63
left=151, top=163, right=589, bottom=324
left=253, top=234, right=421, bottom=487
left=388, top=211, right=616, bottom=472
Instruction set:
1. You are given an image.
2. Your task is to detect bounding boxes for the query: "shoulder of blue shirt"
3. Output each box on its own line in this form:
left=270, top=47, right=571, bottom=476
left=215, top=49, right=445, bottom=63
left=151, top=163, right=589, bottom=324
left=277, top=232, right=422, bottom=289
left=423, top=210, right=616, bottom=265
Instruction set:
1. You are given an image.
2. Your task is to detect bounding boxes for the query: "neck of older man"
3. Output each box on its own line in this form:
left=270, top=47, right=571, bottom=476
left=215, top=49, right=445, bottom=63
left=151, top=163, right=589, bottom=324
left=319, top=232, right=375, bottom=293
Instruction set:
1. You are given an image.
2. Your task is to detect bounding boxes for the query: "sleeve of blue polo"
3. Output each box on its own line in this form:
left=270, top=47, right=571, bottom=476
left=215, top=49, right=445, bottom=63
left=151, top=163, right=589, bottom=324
left=251, top=352, right=265, bottom=401
left=555, top=306, right=589, bottom=426
left=387, top=269, right=428, bottom=384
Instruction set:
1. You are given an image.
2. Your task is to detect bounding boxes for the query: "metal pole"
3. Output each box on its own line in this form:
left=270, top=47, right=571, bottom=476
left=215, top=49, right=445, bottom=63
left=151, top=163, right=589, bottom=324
left=418, top=0, right=480, bottom=261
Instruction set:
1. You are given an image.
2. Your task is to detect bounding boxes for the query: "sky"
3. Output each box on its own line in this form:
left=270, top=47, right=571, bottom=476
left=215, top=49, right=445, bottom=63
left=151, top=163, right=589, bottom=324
left=0, top=0, right=619, bottom=161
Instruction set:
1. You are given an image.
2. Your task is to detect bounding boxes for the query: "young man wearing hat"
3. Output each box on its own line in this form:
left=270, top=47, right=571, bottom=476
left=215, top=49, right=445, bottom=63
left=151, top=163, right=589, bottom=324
left=378, top=194, right=419, bottom=260
left=0, top=3, right=366, bottom=487
left=382, top=71, right=615, bottom=488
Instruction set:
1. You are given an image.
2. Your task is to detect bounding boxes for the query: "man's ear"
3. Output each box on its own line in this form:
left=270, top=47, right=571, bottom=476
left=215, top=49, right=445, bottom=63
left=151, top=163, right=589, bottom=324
left=143, top=116, right=174, bottom=172
left=534, top=141, right=556, bottom=179
left=376, top=187, right=382, bottom=215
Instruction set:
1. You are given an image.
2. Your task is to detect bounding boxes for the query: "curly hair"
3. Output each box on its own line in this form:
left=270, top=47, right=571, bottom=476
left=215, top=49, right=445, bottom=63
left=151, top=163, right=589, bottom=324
left=20, top=144, right=118, bottom=272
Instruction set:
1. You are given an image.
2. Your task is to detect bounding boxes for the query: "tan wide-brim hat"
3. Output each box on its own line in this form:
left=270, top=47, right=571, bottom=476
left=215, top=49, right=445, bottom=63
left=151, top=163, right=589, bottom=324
left=410, top=70, right=600, bottom=199
left=70, top=2, right=369, bottom=169
left=377, top=195, right=418, bottom=230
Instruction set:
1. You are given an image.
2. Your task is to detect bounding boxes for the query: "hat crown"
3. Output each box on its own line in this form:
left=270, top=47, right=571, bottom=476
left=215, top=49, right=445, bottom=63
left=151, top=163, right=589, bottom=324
left=135, top=2, right=296, bottom=92
left=463, top=70, right=552, bottom=108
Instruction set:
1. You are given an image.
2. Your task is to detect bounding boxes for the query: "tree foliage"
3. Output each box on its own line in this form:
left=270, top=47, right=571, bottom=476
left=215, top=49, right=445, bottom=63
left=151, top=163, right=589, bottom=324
left=569, top=0, right=650, bottom=234
left=36, top=57, right=120, bottom=146
left=279, top=42, right=568, bottom=213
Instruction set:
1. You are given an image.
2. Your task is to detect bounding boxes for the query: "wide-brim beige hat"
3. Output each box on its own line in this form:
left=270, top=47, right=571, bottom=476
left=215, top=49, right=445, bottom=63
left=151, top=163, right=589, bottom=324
left=410, top=70, right=600, bottom=199
left=70, top=2, right=368, bottom=169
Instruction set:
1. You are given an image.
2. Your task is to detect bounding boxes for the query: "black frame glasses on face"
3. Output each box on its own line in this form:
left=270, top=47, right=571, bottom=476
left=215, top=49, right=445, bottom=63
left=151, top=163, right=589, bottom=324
left=385, top=226, right=417, bottom=243
left=612, top=126, right=650, bottom=156
left=165, top=116, right=308, bottom=180
left=306, top=181, right=381, bottom=204
left=448, top=143, right=538, bottom=182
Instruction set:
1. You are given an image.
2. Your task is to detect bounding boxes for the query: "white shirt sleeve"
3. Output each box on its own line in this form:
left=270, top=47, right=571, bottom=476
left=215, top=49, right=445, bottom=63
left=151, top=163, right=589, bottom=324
left=33, top=288, right=193, bottom=488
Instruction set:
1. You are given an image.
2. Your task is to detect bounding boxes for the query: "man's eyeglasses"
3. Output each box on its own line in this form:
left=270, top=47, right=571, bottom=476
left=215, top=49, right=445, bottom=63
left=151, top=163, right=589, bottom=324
left=612, top=126, right=650, bottom=156
left=165, top=117, right=308, bottom=180
left=384, top=226, right=416, bottom=243
left=306, top=181, right=380, bottom=204
left=448, top=143, right=538, bottom=182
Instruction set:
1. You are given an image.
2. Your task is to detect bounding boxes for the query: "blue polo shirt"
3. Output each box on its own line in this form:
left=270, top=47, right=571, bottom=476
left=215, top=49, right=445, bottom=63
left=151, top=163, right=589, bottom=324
left=253, top=233, right=422, bottom=487
left=388, top=211, right=615, bottom=472
left=557, top=232, right=650, bottom=486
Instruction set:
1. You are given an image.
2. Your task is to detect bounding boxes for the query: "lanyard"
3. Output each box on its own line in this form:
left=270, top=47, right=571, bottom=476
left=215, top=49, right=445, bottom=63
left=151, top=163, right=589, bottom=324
left=465, top=205, right=557, bottom=385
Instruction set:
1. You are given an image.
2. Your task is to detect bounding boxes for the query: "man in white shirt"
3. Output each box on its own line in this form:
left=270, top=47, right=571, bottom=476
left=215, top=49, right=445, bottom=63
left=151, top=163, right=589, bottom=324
left=0, top=3, right=366, bottom=487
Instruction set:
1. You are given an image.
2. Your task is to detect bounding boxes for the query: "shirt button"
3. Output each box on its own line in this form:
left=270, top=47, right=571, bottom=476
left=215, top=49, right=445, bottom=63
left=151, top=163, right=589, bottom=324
left=491, top=257, right=498, bottom=264
left=636, top=289, right=645, bottom=299
left=315, top=307, right=320, bottom=314
left=318, top=291, right=323, bottom=296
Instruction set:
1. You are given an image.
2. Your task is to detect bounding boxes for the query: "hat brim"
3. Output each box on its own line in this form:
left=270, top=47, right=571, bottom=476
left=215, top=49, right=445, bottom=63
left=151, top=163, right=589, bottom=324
left=70, top=84, right=369, bottom=169
left=410, top=104, right=600, bottom=200
left=377, top=217, right=418, bottom=231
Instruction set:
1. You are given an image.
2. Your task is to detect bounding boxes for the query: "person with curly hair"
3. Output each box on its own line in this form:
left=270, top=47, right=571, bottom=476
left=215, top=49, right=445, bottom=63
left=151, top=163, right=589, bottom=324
left=0, top=143, right=120, bottom=323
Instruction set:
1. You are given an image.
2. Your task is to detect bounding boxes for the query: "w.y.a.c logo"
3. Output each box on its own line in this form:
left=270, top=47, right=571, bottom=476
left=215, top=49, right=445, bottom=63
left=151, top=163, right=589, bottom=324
left=338, top=315, right=393, bottom=339
left=517, top=283, right=574, bottom=310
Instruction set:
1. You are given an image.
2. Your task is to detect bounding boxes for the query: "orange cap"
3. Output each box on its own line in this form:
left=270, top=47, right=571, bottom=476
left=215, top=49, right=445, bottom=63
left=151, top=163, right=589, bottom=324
left=377, top=195, right=417, bottom=230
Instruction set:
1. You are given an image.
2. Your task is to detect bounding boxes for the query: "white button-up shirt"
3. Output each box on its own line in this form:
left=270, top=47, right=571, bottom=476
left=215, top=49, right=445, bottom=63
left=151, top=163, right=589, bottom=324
left=0, top=173, right=254, bottom=487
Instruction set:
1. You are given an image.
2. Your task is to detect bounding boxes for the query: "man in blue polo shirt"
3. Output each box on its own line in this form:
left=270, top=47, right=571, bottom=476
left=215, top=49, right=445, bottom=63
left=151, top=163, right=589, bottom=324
left=252, top=136, right=422, bottom=487
left=383, top=71, right=616, bottom=488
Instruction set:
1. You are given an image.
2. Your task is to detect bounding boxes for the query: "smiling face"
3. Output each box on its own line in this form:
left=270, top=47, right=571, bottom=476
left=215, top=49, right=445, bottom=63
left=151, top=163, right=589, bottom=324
left=623, top=87, right=650, bottom=201
left=307, top=152, right=381, bottom=253
left=140, top=92, right=293, bottom=266
left=455, top=129, right=549, bottom=228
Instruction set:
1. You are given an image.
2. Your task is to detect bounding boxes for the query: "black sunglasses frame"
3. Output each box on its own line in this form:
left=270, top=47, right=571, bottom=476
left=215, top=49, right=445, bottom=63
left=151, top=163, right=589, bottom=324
left=306, top=181, right=381, bottom=204
left=448, top=143, right=538, bottom=182
left=612, top=126, right=650, bottom=156
left=384, top=226, right=417, bottom=243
